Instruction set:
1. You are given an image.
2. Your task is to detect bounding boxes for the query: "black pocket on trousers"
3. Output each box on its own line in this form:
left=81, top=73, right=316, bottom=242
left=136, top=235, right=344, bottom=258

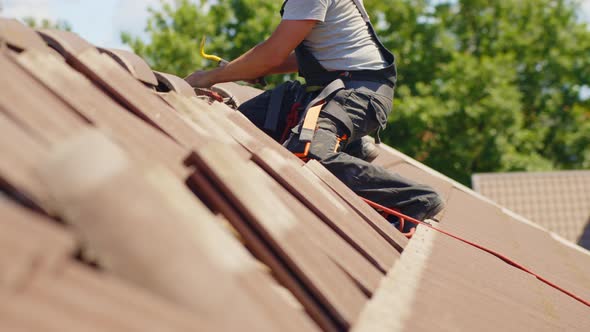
left=369, top=93, right=393, bottom=130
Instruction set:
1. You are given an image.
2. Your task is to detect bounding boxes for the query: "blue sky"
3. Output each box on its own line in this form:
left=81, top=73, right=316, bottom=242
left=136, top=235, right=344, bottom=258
left=1, top=0, right=590, bottom=50
left=1, top=0, right=162, bottom=49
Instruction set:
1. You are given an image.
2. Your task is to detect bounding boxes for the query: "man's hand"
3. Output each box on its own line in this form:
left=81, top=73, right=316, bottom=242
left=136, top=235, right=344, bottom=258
left=185, top=20, right=316, bottom=87
left=185, top=70, right=214, bottom=88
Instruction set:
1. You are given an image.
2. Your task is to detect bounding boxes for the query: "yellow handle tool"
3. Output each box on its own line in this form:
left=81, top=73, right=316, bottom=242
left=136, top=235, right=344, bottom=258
left=199, top=36, right=228, bottom=66
left=198, top=36, right=266, bottom=86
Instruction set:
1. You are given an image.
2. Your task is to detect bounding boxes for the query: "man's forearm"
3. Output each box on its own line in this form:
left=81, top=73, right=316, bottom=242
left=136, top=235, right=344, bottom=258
left=203, top=41, right=283, bottom=85
left=186, top=20, right=316, bottom=88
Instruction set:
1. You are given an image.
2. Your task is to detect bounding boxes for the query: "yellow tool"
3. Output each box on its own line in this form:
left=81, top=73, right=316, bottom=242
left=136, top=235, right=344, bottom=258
left=199, top=36, right=228, bottom=66
left=198, top=36, right=266, bottom=86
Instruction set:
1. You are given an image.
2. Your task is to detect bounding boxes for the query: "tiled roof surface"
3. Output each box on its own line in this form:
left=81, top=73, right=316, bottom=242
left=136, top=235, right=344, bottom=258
left=1, top=18, right=589, bottom=331
left=472, top=171, right=590, bottom=248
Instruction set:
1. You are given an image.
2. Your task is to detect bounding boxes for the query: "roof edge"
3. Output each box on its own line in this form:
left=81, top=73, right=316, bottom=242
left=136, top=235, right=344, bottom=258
left=352, top=226, right=437, bottom=332
left=473, top=170, right=590, bottom=178
left=551, top=232, right=590, bottom=257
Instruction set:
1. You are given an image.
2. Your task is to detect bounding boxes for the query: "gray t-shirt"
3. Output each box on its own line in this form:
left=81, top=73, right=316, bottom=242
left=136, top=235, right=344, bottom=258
left=282, top=0, right=387, bottom=71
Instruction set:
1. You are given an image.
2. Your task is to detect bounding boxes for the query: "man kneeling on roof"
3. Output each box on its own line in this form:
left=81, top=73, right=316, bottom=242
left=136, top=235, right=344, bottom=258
left=186, top=0, right=444, bottom=232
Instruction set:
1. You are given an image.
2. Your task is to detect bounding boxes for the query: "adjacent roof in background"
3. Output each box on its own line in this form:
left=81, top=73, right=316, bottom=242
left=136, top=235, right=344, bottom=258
left=472, top=171, right=590, bottom=249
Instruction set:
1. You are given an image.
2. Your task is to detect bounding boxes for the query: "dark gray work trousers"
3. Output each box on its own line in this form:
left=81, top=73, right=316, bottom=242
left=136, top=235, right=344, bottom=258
left=239, top=82, right=444, bottom=222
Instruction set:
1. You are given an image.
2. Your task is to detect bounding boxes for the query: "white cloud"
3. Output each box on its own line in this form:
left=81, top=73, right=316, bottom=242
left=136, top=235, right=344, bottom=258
left=113, top=0, right=163, bottom=35
left=2, top=0, right=54, bottom=20
left=106, top=0, right=164, bottom=48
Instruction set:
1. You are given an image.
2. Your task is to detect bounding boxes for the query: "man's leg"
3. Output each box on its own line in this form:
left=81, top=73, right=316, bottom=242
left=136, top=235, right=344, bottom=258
left=237, top=89, right=273, bottom=133
left=287, top=115, right=444, bottom=222
left=240, top=83, right=444, bottom=222
left=341, top=136, right=380, bottom=163
left=237, top=81, right=307, bottom=142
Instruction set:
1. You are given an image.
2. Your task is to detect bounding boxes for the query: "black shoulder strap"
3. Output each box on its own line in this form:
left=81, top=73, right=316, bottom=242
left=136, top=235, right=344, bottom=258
left=350, top=0, right=371, bottom=23
left=280, top=0, right=288, bottom=17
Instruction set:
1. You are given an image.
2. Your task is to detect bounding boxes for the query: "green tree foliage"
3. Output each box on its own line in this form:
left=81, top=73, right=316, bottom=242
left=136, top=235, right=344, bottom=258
left=22, top=17, right=72, bottom=31
left=368, top=0, right=590, bottom=184
left=121, top=0, right=288, bottom=86
left=123, top=0, right=590, bottom=185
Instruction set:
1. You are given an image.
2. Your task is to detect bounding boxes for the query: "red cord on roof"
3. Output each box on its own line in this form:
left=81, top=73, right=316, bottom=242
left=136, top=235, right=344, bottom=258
left=362, top=198, right=590, bottom=308
left=380, top=210, right=415, bottom=238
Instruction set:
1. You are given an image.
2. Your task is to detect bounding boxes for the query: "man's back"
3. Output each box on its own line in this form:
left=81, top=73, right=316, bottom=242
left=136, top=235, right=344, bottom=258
left=281, top=0, right=387, bottom=71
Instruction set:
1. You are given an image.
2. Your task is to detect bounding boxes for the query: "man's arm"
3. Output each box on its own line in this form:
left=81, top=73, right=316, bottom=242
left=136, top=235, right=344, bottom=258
left=185, top=20, right=315, bottom=88
left=267, top=52, right=299, bottom=75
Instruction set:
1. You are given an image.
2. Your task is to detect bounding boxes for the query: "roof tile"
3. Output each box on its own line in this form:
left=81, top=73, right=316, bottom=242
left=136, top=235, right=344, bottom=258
left=99, top=48, right=159, bottom=86
left=1, top=17, right=589, bottom=331
left=0, top=18, right=51, bottom=53
left=473, top=171, right=590, bottom=245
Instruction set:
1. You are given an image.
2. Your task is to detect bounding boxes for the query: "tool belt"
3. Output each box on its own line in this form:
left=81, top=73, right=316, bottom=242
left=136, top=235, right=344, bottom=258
left=277, top=78, right=394, bottom=159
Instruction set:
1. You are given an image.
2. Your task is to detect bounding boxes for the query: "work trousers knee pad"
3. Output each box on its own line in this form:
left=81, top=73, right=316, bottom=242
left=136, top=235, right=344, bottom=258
left=284, top=117, right=348, bottom=161
left=307, top=128, right=341, bottom=160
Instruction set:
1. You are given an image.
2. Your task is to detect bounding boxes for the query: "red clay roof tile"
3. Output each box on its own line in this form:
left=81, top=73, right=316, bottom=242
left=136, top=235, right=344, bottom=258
left=473, top=171, right=590, bottom=246
left=0, top=18, right=50, bottom=53
left=99, top=48, right=159, bottom=86
left=1, top=18, right=589, bottom=332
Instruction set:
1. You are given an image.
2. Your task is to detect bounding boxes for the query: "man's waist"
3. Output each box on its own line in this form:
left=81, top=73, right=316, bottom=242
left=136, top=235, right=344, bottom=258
left=304, top=68, right=395, bottom=89
left=305, top=77, right=394, bottom=97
